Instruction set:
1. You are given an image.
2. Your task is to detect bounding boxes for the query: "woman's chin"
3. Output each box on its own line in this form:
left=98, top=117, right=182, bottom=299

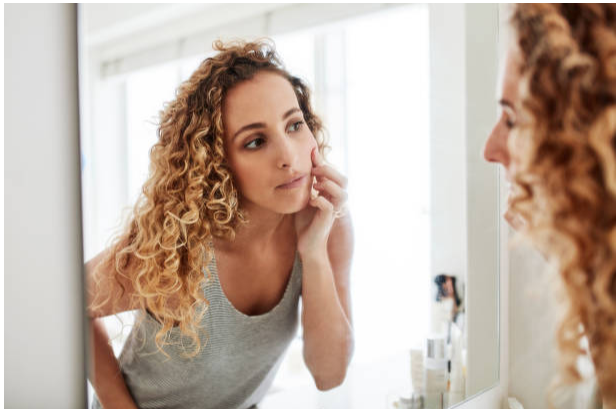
left=272, top=193, right=311, bottom=215
left=288, top=196, right=312, bottom=214
left=504, top=207, right=517, bottom=229
left=504, top=206, right=525, bottom=231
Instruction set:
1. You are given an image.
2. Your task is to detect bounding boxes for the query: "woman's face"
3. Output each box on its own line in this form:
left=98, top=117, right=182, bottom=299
left=222, top=71, right=317, bottom=215
left=484, top=45, right=523, bottom=226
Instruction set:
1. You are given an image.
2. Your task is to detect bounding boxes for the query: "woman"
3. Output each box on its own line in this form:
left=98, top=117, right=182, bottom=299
left=484, top=4, right=615, bottom=407
left=87, top=40, right=354, bottom=409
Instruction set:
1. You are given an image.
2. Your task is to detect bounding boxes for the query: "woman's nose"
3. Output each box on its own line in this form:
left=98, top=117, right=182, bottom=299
left=484, top=124, right=510, bottom=167
left=275, top=137, right=297, bottom=169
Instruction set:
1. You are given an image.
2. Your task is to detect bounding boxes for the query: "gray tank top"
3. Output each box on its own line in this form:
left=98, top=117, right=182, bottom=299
left=92, top=252, right=302, bottom=409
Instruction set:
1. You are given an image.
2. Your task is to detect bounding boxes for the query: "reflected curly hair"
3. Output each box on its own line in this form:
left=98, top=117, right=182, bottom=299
left=89, top=39, right=327, bottom=357
left=509, top=4, right=616, bottom=404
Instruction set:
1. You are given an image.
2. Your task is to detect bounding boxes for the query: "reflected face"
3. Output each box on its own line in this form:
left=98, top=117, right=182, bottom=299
left=484, top=45, right=523, bottom=226
left=444, top=277, right=454, bottom=297
left=222, top=71, right=317, bottom=215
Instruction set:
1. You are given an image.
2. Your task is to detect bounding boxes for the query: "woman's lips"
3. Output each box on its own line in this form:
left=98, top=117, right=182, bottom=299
left=276, top=175, right=307, bottom=189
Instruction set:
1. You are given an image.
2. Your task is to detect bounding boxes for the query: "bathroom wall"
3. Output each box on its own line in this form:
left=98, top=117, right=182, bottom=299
left=5, top=4, right=86, bottom=408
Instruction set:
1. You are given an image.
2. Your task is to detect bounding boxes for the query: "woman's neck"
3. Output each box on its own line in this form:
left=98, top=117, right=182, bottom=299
left=216, top=203, right=295, bottom=252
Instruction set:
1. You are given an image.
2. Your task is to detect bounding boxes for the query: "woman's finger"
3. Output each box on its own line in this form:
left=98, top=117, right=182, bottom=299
left=309, top=195, right=335, bottom=214
left=314, top=179, right=348, bottom=208
left=312, top=147, right=325, bottom=167
left=311, top=148, right=348, bottom=188
left=312, top=164, right=348, bottom=189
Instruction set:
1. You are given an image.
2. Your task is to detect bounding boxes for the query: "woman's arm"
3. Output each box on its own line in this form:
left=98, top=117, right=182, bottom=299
left=89, top=319, right=139, bottom=409
left=300, top=213, right=355, bottom=391
left=86, top=249, right=139, bottom=409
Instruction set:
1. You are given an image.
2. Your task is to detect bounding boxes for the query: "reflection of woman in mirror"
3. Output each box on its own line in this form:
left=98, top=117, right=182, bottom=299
left=484, top=4, right=615, bottom=407
left=434, top=274, right=463, bottom=324
left=86, top=40, right=354, bottom=409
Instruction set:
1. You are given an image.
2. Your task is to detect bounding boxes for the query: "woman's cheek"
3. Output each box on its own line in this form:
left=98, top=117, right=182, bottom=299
left=307, top=134, right=318, bottom=158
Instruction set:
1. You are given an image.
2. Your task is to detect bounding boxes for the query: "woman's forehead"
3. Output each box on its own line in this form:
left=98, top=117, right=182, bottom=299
left=223, top=72, right=299, bottom=124
left=500, top=46, right=523, bottom=106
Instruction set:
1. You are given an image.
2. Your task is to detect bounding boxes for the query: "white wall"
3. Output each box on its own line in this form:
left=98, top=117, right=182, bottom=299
left=5, top=4, right=86, bottom=408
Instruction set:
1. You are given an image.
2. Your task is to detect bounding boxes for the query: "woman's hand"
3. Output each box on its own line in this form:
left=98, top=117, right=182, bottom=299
left=295, top=148, right=348, bottom=258
left=294, top=149, right=354, bottom=388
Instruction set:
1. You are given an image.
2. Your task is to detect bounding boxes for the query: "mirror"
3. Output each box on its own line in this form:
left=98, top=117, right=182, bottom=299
left=79, top=4, right=499, bottom=408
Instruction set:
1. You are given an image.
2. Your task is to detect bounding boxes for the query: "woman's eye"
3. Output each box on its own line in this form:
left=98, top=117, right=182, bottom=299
left=244, top=137, right=265, bottom=150
left=503, top=113, right=516, bottom=129
left=288, top=121, right=304, bottom=133
left=502, top=109, right=517, bottom=130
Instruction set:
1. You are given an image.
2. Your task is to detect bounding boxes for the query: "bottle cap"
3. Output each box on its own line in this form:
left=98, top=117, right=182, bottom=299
left=426, top=337, right=446, bottom=360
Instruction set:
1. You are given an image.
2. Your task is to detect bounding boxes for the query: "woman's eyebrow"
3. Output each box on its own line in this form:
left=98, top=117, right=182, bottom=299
left=499, top=99, right=515, bottom=111
left=233, top=122, right=265, bottom=140
left=283, top=107, right=301, bottom=119
left=233, top=107, right=302, bottom=140
left=499, top=98, right=518, bottom=118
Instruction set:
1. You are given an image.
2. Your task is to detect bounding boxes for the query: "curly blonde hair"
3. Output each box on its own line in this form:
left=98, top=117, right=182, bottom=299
left=89, top=39, right=328, bottom=357
left=509, top=4, right=616, bottom=404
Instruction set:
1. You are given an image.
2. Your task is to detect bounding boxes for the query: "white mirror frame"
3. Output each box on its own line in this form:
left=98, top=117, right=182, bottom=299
left=429, top=4, right=505, bottom=407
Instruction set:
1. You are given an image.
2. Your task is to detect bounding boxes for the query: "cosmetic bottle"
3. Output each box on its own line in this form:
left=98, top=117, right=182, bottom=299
left=448, top=324, right=466, bottom=404
left=396, top=394, right=424, bottom=409
left=424, top=336, right=447, bottom=409
left=410, top=347, right=425, bottom=395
